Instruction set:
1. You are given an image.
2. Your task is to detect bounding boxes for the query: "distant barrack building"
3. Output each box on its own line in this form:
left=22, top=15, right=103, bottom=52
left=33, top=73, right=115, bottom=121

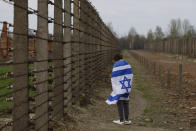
left=0, top=21, right=54, bottom=59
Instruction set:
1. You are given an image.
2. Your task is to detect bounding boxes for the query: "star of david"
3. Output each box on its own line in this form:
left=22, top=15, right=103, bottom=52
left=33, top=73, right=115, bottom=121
left=120, top=76, right=131, bottom=93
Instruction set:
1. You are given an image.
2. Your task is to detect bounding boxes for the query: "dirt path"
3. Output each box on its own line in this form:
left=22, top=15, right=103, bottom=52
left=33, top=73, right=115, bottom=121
left=54, top=51, right=188, bottom=131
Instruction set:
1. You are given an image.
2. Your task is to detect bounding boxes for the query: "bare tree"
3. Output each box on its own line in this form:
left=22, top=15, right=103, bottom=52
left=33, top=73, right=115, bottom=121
left=193, top=26, right=196, bottom=37
left=154, top=26, right=164, bottom=41
left=182, top=19, right=191, bottom=35
left=147, top=29, right=154, bottom=42
left=128, top=27, right=137, bottom=49
left=118, top=36, right=129, bottom=49
left=107, top=22, right=118, bottom=37
left=168, top=18, right=182, bottom=39
left=182, top=19, right=196, bottom=38
left=128, top=27, right=137, bottom=37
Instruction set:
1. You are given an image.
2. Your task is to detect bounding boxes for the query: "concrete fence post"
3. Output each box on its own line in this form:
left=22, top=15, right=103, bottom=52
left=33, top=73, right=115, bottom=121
left=89, top=5, right=94, bottom=85
left=53, top=0, right=64, bottom=118
left=64, top=0, right=72, bottom=113
left=35, top=0, right=49, bottom=130
left=13, top=0, right=29, bottom=130
left=72, top=0, right=80, bottom=104
left=79, top=0, right=85, bottom=94
left=83, top=0, right=90, bottom=92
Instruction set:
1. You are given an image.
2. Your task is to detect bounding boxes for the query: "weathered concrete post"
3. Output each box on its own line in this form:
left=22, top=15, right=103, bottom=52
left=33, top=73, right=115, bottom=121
left=84, top=1, right=91, bottom=91
left=64, top=0, right=72, bottom=113
left=88, top=5, right=93, bottom=85
left=92, top=8, right=97, bottom=82
left=53, top=0, right=64, bottom=118
left=13, top=0, right=29, bottom=130
left=72, top=0, right=80, bottom=104
left=35, top=0, right=49, bottom=130
left=79, top=0, right=85, bottom=93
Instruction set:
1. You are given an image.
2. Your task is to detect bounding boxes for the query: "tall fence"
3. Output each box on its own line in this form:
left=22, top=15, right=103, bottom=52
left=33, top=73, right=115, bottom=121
left=0, top=0, right=119, bottom=130
left=131, top=51, right=184, bottom=92
left=131, top=50, right=196, bottom=128
left=144, top=38, right=196, bottom=57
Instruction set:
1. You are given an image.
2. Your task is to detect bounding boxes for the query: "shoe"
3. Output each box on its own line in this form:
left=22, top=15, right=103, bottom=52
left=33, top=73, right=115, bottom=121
left=112, top=120, right=124, bottom=125
left=124, top=120, right=132, bottom=125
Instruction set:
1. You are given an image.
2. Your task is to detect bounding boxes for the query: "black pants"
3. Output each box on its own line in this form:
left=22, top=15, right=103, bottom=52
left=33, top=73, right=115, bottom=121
left=117, top=100, right=129, bottom=122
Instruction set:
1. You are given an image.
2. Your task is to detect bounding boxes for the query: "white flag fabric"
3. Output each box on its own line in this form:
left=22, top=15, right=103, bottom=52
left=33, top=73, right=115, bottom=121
left=106, top=60, right=133, bottom=105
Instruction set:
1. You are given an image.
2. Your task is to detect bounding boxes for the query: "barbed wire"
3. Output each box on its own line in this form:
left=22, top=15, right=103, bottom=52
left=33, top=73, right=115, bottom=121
left=1, top=0, right=114, bottom=44
left=0, top=0, right=118, bottom=130
left=0, top=22, right=115, bottom=48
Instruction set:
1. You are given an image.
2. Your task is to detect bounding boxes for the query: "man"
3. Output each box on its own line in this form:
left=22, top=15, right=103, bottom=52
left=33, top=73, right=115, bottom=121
left=106, top=54, right=133, bottom=125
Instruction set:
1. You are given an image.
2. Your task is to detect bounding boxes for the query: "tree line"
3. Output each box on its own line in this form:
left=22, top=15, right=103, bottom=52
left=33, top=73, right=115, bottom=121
left=118, top=18, right=196, bottom=50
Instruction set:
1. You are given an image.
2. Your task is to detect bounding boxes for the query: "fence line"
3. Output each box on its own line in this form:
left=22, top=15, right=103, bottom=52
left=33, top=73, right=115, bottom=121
left=131, top=51, right=196, bottom=96
left=130, top=51, right=183, bottom=92
left=131, top=51, right=196, bottom=128
left=144, top=38, right=196, bottom=57
left=0, top=0, right=119, bottom=130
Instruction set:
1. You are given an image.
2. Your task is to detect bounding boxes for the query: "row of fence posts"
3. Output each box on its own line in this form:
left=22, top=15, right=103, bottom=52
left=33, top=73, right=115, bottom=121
left=144, top=39, right=196, bottom=58
left=131, top=52, right=183, bottom=94
left=131, top=51, right=196, bottom=129
left=0, top=0, right=119, bottom=131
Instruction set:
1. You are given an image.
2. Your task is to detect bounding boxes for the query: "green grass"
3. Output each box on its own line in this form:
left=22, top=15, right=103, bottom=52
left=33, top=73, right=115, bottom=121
left=0, top=65, right=12, bottom=74
left=0, top=65, right=13, bottom=115
left=137, top=86, right=153, bottom=100
left=144, top=108, right=151, bottom=114
left=0, top=99, right=12, bottom=114
left=132, top=65, right=154, bottom=101
left=0, top=64, right=36, bottom=115
left=124, top=50, right=169, bottom=127
left=0, top=63, right=53, bottom=115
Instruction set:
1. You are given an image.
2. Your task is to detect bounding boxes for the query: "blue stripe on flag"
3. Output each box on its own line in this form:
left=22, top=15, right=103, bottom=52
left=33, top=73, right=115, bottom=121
left=108, top=93, right=129, bottom=101
left=111, top=68, right=133, bottom=78
left=113, top=60, right=129, bottom=68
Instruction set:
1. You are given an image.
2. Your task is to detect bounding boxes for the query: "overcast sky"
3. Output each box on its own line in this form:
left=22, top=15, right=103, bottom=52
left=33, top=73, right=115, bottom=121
left=90, top=0, right=196, bottom=37
left=0, top=0, right=195, bottom=37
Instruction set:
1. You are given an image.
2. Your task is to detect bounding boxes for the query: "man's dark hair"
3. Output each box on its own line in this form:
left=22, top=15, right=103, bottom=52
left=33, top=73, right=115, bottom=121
left=114, top=54, right=123, bottom=61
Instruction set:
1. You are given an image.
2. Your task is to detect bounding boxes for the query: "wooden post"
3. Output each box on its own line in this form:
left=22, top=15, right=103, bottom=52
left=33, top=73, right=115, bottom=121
left=159, top=64, right=161, bottom=80
left=167, top=67, right=170, bottom=88
left=53, top=0, right=64, bottom=118
left=153, top=62, right=156, bottom=75
left=13, top=0, right=29, bottom=130
left=35, top=0, right=49, bottom=130
left=179, top=64, right=183, bottom=94
left=64, top=0, right=72, bottom=113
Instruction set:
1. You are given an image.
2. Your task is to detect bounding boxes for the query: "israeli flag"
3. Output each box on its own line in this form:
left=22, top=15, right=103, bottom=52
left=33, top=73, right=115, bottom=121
left=106, top=60, right=133, bottom=105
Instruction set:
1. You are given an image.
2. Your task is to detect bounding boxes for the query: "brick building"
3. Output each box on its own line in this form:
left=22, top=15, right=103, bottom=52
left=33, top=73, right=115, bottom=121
left=0, top=21, right=53, bottom=59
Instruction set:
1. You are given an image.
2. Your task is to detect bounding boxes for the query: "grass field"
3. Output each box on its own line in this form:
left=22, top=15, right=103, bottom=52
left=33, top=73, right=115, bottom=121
left=0, top=65, right=13, bottom=114
left=0, top=63, right=54, bottom=116
left=0, top=64, right=36, bottom=115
